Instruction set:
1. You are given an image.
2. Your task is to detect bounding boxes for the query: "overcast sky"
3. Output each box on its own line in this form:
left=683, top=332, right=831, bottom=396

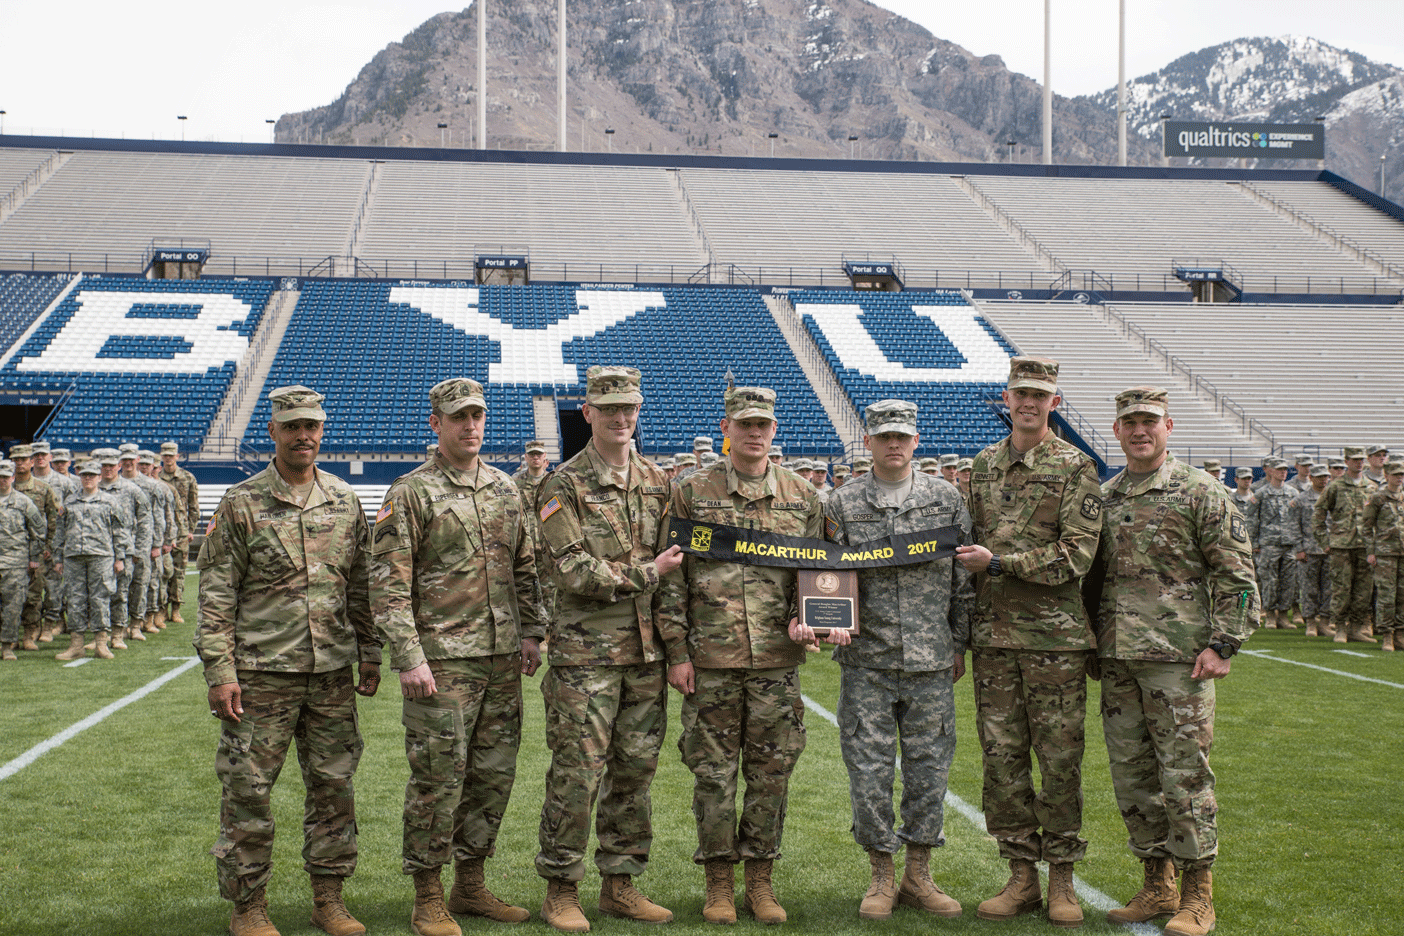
left=1, top=1, right=1400, bottom=143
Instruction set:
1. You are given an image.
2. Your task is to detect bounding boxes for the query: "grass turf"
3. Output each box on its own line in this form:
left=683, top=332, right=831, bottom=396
left=1, top=594, right=1400, bottom=935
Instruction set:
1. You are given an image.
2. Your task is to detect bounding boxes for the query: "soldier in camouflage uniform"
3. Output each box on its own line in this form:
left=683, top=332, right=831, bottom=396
left=831, top=464, right=851, bottom=488
left=956, top=458, right=973, bottom=502
left=1201, top=459, right=1222, bottom=483
left=1247, top=457, right=1299, bottom=629
left=1229, top=468, right=1256, bottom=517
left=370, top=378, right=542, bottom=936
left=1286, top=454, right=1314, bottom=494
left=956, top=357, right=1102, bottom=928
left=661, top=386, right=822, bottom=925
left=96, top=448, right=150, bottom=652
left=822, top=400, right=970, bottom=922
left=1292, top=465, right=1333, bottom=636
left=53, top=461, right=124, bottom=661
left=30, top=441, right=73, bottom=641
left=1363, top=444, right=1389, bottom=488
left=0, top=460, right=46, bottom=661
left=1314, top=447, right=1376, bottom=644
left=533, top=367, right=685, bottom=932
left=118, top=445, right=166, bottom=643
left=160, top=440, right=200, bottom=622
left=918, top=457, right=942, bottom=477
left=1363, top=459, right=1404, bottom=652
left=10, top=444, right=60, bottom=651
left=139, top=450, right=178, bottom=632
left=513, top=439, right=554, bottom=625
left=852, top=455, right=872, bottom=478
left=195, top=385, right=382, bottom=936
left=1093, top=388, right=1259, bottom=936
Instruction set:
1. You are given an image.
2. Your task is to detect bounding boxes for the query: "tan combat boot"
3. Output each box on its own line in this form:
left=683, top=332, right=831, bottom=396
left=1318, top=617, right=1336, bottom=636
left=445, top=856, right=529, bottom=922
left=541, top=878, right=590, bottom=933
left=94, top=630, right=115, bottom=659
left=20, top=625, right=39, bottom=651
left=976, top=858, right=1041, bottom=921
left=155, top=607, right=168, bottom=629
left=1382, top=632, right=1396, bottom=652
left=169, top=602, right=185, bottom=624
left=1304, top=618, right=1319, bottom=637
left=1349, top=623, right=1378, bottom=643
left=38, top=622, right=55, bottom=643
left=143, top=613, right=160, bottom=634
left=898, top=844, right=962, bottom=917
left=742, top=859, right=786, bottom=924
left=55, top=632, right=87, bottom=661
left=1333, top=622, right=1349, bottom=643
left=702, top=859, right=737, bottom=925
left=599, top=873, right=673, bottom=923
left=1106, top=857, right=1178, bottom=923
left=231, top=886, right=281, bottom=936
left=110, top=627, right=128, bottom=650
left=310, top=874, right=365, bottom=936
left=2, top=642, right=17, bottom=661
left=1164, top=867, right=1214, bottom=936
left=128, top=620, right=147, bottom=641
left=1276, top=609, right=1297, bottom=629
left=1046, top=863, right=1083, bottom=928
left=411, top=868, right=462, bottom=936
left=858, top=850, right=897, bottom=920
left=1292, top=606, right=1307, bottom=627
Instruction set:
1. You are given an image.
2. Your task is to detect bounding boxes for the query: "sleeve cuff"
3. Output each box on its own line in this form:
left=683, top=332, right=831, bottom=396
left=203, top=662, right=238, bottom=688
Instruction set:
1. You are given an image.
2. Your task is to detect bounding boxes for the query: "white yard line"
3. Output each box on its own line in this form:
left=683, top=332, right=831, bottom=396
left=62, top=657, right=90, bottom=668
left=800, top=694, right=1159, bottom=934
left=0, top=657, right=202, bottom=782
left=1240, top=649, right=1404, bottom=689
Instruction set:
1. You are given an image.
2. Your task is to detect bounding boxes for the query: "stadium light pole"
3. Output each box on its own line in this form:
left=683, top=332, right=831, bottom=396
left=177, top=115, right=187, bottom=141
left=1042, top=0, right=1051, bottom=165
left=1160, top=114, right=1171, bottom=168
left=438, top=122, right=448, bottom=147
left=266, top=119, right=275, bottom=144
left=605, top=127, right=614, bottom=153
left=1117, top=0, right=1127, bottom=167
left=558, top=0, right=567, bottom=152
left=1315, top=115, right=1326, bottom=170
left=478, top=0, right=487, bottom=150
left=849, top=135, right=859, bottom=159
left=1381, top=154, right=1387, bottom=198
left=1007, top=140, right=1016, bottom=163
left=0, top=110, right=6, bottom=135
left=769, top=132, right=778, bottom=158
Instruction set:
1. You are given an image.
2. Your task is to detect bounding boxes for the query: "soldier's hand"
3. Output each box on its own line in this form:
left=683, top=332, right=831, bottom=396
left=28, top=561, right=38, bottom=571
left=1190, top=647, right=1231, bottom=681
left=1296, top=551, right=1307, bottom=562
left=151, top=547, right=161, bottom=560
left=654, top=545, right=684, bottom=576
left=787, top=617, right=822, bottom=652
left=164, top=544, right=173, bottom=554
left=187, top=533, right=195, bottom=545
left=952, top=652, right=966, bottom=683
left=668, top=660, right=696, bottom=695
left=400, top=662, right=436, bottom=700
left=356, top=662, right=381, bottom=697
left=209, top=682, right=243, bottom=723
left=520, top=638, right=542, bottom=677
left=113, top=559, right=125, bottom=574
left=54, top=562, right=63, bottom=574
left=1368, top=554, right=1377, bottom=566
left=955, top=544, right=993, bottom=572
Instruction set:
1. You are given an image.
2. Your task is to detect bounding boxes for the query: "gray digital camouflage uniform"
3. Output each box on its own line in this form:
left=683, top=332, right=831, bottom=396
left=1247, top=483, right=1298, bottom=613
left=56, top=487, right=124, bottom=634
left=99, top=471, right=151, bottom=630
left=0, top=487, right=45, bottom=646
left=1290, top=484, right=1330, bottom=620
left=1363, top=481, right=1404, bottom=639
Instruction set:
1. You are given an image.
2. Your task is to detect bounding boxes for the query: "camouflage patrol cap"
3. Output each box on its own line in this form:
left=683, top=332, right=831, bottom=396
left=939, top=454, right=960, bottom=468
left=769, top=445, right=783, bottom=458
left=1309, top=464, right=1330, bottom=477
left=658, top=457, right=675, bottom=469
left=919, top=457, right=941, bottom=471
left=1115, top=386, right=1169, bottom=419
left=1236, top=467, right=1254, bottom=479
left=1202, top=459, right=1222, bottom=471
left=792, top=458, right=812, bottom=471
left=1295, top=453, right=1314, bottom=465
left=584, top=365, right=643, bottom=406
left=1007, top=356, right=1059, bottom=393
left=77, top=460, right=102, bottom=476
left=1329, top=458, right=1347, bottom=468
left=725, top=387, right=777, bottom=422
left=957, top=458, right=973, bottom=471
left=524, top=439, right=547, bottom=455
left=676, top=453, right=697, bottom=467
left=160, top=441, right=180, bottom=454
left=31, top=441, right=50, bottom=454
left=51, top=448, right=72, bottom=462
left=699, top=451, right=721, bottom=466
left=832, top=464, right=851, bottom=478
left=1342, top=446, right=1366, bottom=459
left=9, top=444, right=33, bottom=458
left=694, top=436, right=714, bottom=451
left=1266, top=457, right=1289, bottom=470
left=0, top=460, right=13, bottom=477
left=864, top=399, right=918, bottom=436
left=852, top=455, right=873, bottom=470
left=95, top=447, right=120, bottom=466
left=118, top=442, right=139, bottom=455
left=138, top=450, right=157, bottom=465
left=268, top=384, right=327, bottom=423
left=118, top=445, right=140, bottom=461
left=429, top=377, right=486, bottom=415
left=1386, top=459, right=1404, bottom=475
left=1367, top=444, right=1389, bottom=456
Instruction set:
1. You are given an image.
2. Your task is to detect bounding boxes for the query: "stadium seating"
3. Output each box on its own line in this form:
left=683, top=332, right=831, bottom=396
left=1249, top=180, right=1404, bottom=274
left=245, top=282, right=842, bottom=457
left=0, top=148, right=54, bottom=194
left=791, top=289, right=1016, bottom=455
left=4, top=275, right=273, bottom=451
left=0, top=272, right=71, bottom=363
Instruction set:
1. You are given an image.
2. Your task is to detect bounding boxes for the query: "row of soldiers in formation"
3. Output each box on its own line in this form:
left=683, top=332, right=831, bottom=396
left=0, top=440, right=200, bottom=661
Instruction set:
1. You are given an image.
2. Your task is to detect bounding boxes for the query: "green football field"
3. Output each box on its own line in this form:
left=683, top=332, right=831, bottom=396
left=1, top=589, right=1400, bottom=936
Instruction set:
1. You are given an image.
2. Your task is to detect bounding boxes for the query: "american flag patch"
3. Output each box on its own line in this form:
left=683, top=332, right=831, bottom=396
left=206, top=516, right=218, bottom=535
left=825, top=517, right=839, bottom=540
left=540, top=496, right=562, bottom=523
left=376, top=503, right=394, bottom=523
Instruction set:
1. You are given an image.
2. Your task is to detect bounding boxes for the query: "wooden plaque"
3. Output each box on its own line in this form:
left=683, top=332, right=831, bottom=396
left=798, top=568, right=859, bottom=637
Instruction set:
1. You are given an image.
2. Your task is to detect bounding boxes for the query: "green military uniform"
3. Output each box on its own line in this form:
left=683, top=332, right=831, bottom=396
left=0, top=461, right=46, bottom=656
left=513, top=441, right=554, bottom=624
left=1362, top=461, right=1404, bottom=647
left=369, top=378, right=542, bottom=881
left=160, top=441, right=200, bottom=612
left=195, top=387, right=380, bottom=907
left=1095, top=390, right=1258, bottom=881
left=1313, top=450, right=1374, bottom=640
left=31, top=443, right=74, bottom=633
left=11, top=445, right=60, bottom=648
left=661, top=389, right=821, bottom=870
left=97, top=449, right=151, bottom=636
left=1290, top=467, right=1331, bottom=627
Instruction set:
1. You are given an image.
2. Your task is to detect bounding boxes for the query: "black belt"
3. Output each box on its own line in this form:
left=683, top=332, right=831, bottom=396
left=667, top=517, right=959, bottom=569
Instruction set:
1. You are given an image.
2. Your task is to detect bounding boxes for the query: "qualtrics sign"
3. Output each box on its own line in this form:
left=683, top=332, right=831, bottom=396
left=1163, top=120, right=1324, bottom=160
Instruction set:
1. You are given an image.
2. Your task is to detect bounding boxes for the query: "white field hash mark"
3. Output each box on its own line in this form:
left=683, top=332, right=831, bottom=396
left=0, top=657, right=202, bottom=782
left=1240, top=649, right=1404, bottom=689
left=800, top=694, right=1160, bottom=934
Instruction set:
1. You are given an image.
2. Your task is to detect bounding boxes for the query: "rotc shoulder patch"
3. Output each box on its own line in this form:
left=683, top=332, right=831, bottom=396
left=1230, top=514, right=1248, bottom=544
left=1080, top=494, right=1102, bottom=521
left=540, top=496, right=563, bottom=523
left=375, top=502, right=394, bottom=524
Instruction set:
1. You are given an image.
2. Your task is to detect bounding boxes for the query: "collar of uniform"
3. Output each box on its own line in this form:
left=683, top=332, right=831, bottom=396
left=993, top=431, right=1055, bottom=470
left=582, top=439, right=641, bottom=490
left=1111, top=453, right=1180, bottom=498
left=266, top=461, right=331, bottom=509
left=433, top=452, right=491, bottom=490
left=725, top=457, right=774, bottom=500
left=847, top=468, right=937, bottom=514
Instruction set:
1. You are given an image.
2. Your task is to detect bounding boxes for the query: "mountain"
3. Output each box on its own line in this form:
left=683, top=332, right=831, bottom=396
left=275, top=0, right=1151, bottom=165
left=1080, top=35, right=1403, bottom=191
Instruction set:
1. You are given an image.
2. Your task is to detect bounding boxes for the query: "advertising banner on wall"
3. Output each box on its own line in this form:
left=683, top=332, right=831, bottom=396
left=1163, top=121, right=1324, bottom=160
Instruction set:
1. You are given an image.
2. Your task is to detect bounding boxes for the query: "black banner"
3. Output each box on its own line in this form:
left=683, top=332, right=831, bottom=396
left=666, top=517, right=959, bottom=570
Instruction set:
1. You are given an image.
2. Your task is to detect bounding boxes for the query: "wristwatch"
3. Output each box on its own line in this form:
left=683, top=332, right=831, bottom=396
left=1208, top=641, right=1237, bottom=659
left=987, top=555, right=1003, bottom=577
